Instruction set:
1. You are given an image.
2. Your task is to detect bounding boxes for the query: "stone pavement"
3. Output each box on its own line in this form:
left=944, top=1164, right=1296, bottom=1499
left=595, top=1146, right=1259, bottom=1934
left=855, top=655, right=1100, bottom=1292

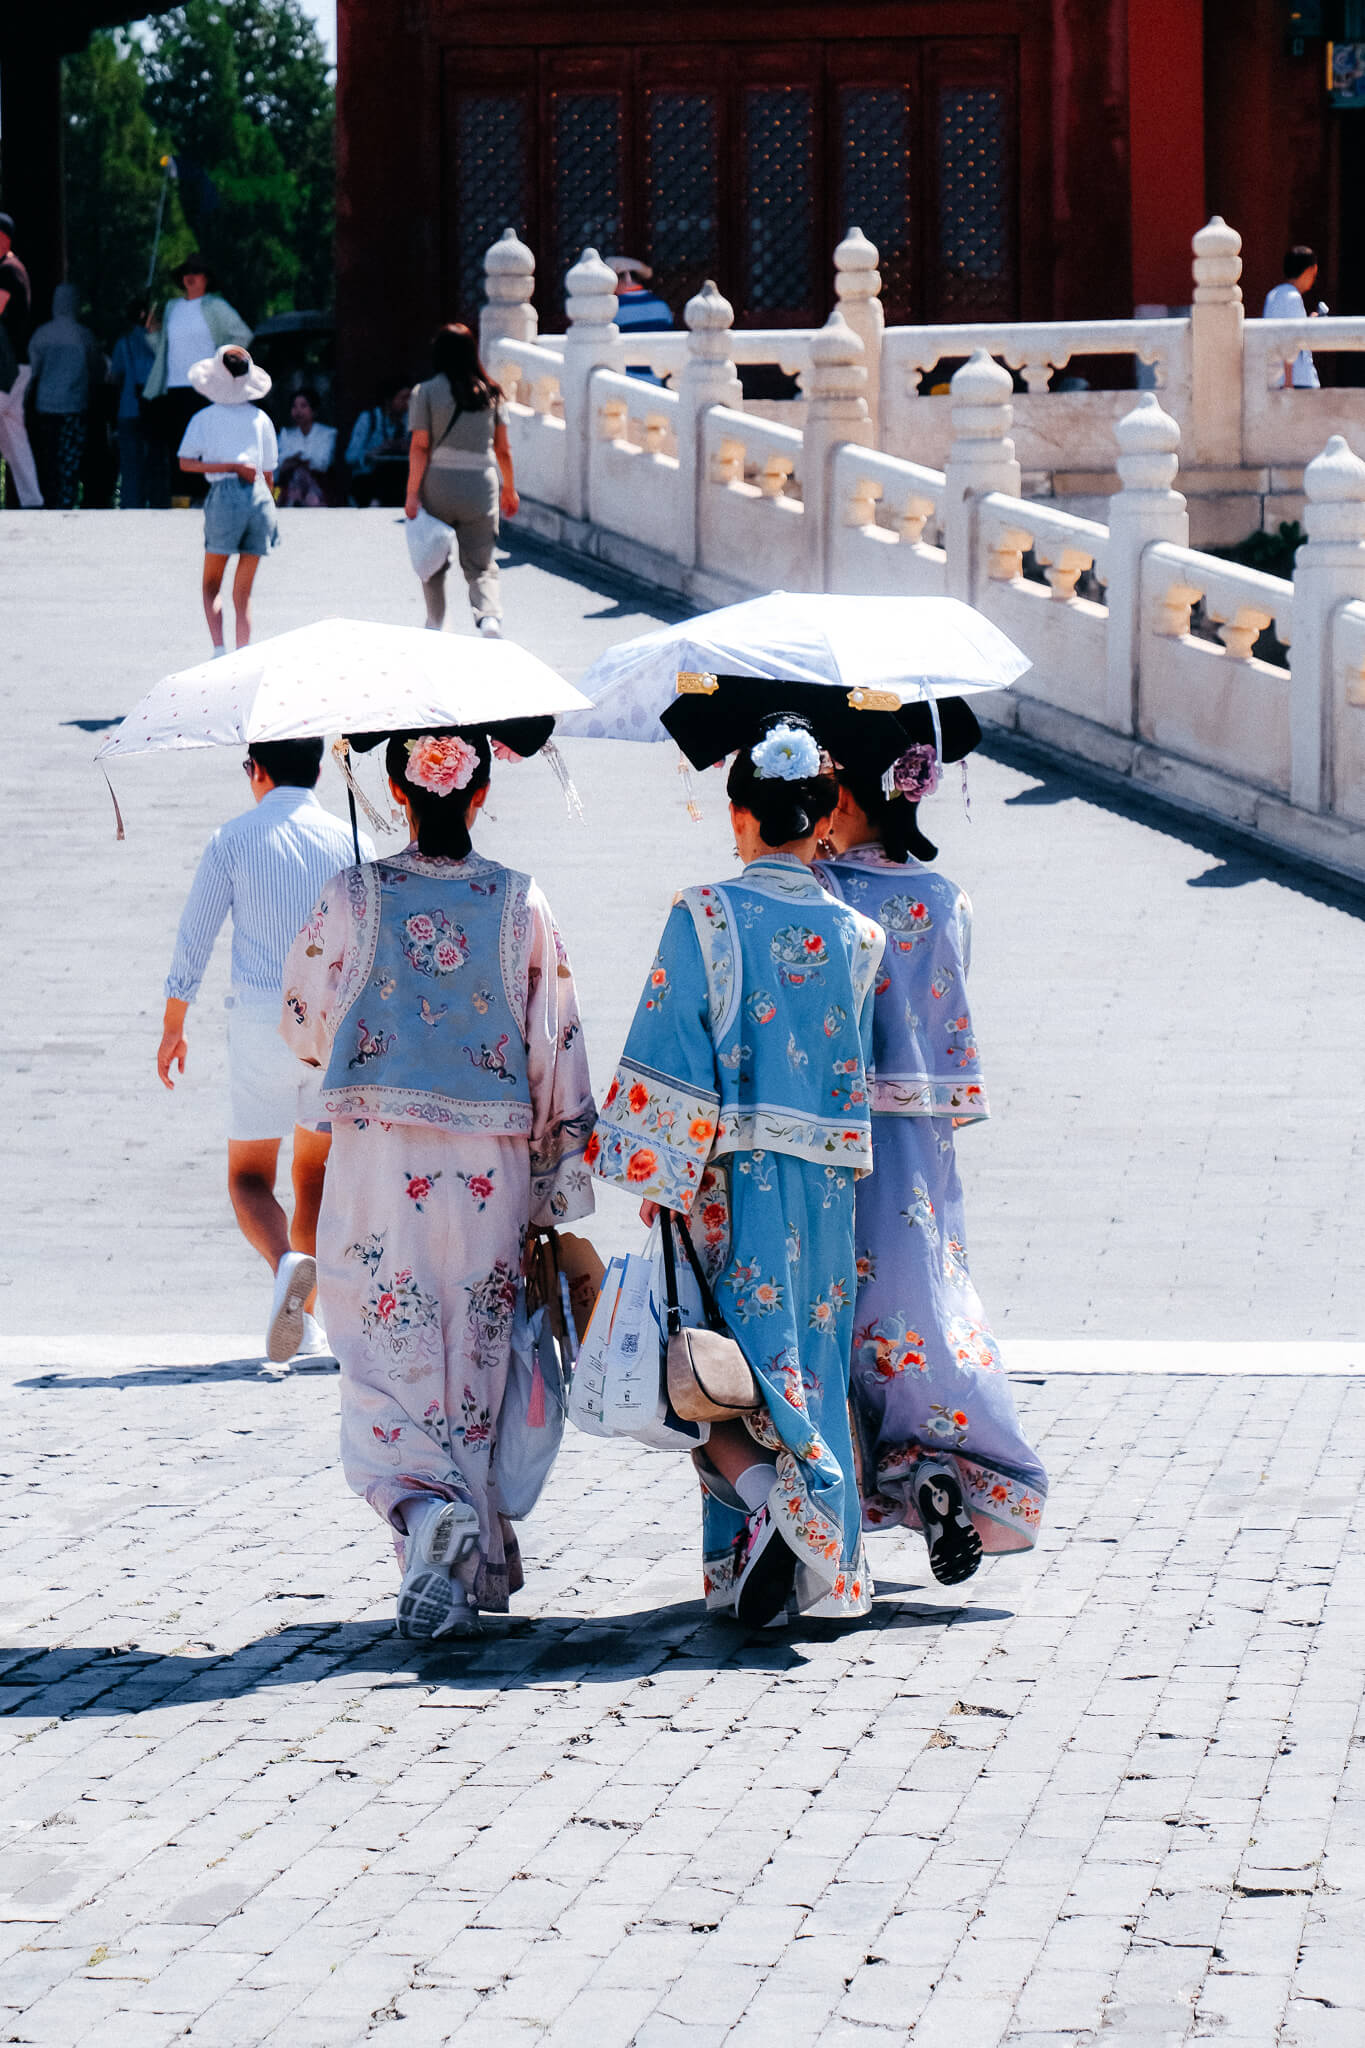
left=2, top=1356, right=1363, bottom=2047
left=4, top=510, right=1365, bottom=2044
left=4, top=509, right=1365, bottom=1339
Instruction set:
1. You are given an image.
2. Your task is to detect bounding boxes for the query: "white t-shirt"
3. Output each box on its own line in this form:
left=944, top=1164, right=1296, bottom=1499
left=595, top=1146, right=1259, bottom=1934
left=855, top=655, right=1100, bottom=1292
left=277, top=421, right=336, bottom=468
left=1262, top=282, right=1320, bottom=389
left=178, top=402, right=279, bottom=485
left=165, top=297, right=216, bottom=388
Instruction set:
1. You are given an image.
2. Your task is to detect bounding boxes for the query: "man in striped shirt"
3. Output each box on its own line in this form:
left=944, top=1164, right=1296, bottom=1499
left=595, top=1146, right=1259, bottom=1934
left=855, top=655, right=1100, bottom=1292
left=158, top=737, right=374, bottom=1362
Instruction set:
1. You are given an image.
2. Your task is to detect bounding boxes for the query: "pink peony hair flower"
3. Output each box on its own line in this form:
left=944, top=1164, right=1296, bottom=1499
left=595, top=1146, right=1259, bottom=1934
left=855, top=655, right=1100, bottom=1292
left=405, top=734, right=479, bottom=796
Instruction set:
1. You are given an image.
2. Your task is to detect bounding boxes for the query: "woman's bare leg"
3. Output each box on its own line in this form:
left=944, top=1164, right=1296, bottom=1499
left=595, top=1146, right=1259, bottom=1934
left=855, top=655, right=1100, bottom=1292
left=705, top=1419, right=777, bottom=1487
left=422, top=565, right=448, bottom=631
left=232, top=553, right=262, bottom=648
left=202, top=553, right=229, bottom=647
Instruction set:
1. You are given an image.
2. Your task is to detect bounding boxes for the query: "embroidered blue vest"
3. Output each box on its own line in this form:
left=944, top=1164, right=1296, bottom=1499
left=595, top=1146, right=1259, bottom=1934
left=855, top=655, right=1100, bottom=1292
left=322, top=855, right=534, bottom=1134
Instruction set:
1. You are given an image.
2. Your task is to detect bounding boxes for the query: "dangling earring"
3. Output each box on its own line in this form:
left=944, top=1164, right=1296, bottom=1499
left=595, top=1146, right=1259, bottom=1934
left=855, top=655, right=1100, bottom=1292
left=816, top=833, right=836, bottom=860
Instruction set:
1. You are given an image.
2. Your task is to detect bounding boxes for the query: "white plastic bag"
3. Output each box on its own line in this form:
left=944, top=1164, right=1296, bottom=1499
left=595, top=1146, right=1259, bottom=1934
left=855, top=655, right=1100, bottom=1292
left=568, top=1234, right=707, bottom=1452
left=495, top=1289, right=566, bottom=1518
left=404, top=506, right=454, bottom=582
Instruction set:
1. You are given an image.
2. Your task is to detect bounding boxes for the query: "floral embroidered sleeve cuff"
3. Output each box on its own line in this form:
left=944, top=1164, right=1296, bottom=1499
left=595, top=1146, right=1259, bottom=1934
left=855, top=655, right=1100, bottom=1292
left=529, top=1102, right=598, bottom=1229
left=585, top=1059, right=720, bottom=1216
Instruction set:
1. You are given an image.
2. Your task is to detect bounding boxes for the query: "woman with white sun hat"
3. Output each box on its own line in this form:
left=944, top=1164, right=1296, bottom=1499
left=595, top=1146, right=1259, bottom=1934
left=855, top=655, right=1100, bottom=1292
left=176, top=343, right=280, bottom=656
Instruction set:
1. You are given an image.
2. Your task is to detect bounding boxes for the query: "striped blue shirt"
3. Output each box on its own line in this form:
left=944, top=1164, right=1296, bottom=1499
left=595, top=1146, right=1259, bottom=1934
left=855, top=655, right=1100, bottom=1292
left=165, top=785, right=375, bottom=1003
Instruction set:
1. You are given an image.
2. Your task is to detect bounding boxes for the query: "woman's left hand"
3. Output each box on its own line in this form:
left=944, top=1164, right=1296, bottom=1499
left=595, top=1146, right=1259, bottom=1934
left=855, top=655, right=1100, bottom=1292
left=404, top=492, right=420, bottom=521
left=500, top=482, right=520, bottom=518
left=639, top=1199, right=660, bottom=1227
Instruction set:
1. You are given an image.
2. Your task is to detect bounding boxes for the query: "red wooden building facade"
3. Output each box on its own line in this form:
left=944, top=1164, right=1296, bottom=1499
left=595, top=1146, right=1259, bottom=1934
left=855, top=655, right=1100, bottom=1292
left=323, top=0, right=1350, bottom=406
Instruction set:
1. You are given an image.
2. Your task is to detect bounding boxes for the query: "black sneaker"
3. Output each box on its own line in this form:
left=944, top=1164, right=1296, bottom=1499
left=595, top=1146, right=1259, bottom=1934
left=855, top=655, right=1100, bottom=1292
left=734, top=1505, right=797, bottom=1626
left=915, top=1461, right=983, bottom=1586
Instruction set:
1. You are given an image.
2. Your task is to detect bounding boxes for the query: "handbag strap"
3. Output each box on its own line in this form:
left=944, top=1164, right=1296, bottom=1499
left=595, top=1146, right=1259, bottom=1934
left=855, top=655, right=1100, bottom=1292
left=661, top=1210, right=728, bottom=1335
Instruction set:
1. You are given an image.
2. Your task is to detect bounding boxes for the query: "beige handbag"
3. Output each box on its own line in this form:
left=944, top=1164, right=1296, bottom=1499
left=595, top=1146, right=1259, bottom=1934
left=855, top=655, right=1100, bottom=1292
left=660, top=1210, right=761, bottom=1423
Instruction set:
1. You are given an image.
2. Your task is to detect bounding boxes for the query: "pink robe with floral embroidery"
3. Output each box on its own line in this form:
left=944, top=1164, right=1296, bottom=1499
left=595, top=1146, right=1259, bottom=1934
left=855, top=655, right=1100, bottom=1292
left=280, top=846, right=595, bottom=1612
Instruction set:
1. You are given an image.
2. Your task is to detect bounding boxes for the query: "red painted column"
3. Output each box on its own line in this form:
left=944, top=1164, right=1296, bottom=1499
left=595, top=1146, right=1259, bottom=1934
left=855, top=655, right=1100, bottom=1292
left=1128, top=0, right=1206, bottom=308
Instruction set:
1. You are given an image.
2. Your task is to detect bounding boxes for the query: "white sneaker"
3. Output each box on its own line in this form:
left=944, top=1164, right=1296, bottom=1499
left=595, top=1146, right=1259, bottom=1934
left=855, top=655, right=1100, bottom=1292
left=396, top=1496, right=481, bottom=1639
left=266, top=1251, right=316, bottom=1364
left=294, top=1312, right=333, bottom=1359
left=476, top=615, right=503, bottom=638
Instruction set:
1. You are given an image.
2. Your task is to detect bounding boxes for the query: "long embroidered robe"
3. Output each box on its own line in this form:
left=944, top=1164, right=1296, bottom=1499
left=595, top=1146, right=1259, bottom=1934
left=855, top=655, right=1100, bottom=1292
left=817, top=844, right=1047, bottom=1553
left=589, top=854, right=884, bottom=1620
left=280, top=844, right=595, bottom=1611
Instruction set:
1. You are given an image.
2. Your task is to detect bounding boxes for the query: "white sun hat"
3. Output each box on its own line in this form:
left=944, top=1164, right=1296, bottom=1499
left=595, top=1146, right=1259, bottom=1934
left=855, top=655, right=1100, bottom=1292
left=188, top=344, right=272, bottom=406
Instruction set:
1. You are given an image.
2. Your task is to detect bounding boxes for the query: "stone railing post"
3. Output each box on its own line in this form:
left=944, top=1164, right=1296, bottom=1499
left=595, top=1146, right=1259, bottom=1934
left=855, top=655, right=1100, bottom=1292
left=833, top=226, right=883, bottom=444
left=943, top=351, right=1021, bottom=603
left=479, top=228, right=537, bottom=367
left=800, top=309, right=872, bottom=592
left=676, top=279, right=742, bottom=571
left=1105, top=393, right=1189, bottom=735
left=1190, top=215, right=1243, bottom=470
left=1290, top=435, right=1365, bottom=813
left=560, top=247, right=621, bottom=522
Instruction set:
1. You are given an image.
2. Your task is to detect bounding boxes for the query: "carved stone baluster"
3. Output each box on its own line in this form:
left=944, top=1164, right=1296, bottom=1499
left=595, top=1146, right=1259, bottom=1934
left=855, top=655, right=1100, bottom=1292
left=677, top=280, right=742, bottom=570
left=1108, top=392, right=1189, bottom=732
left=561, top=247, right=621, bottom=521
left=801, top=309, right=871, bottom=591
left=759, top=452, right=795, bottom=500
left=944, top=350, right=1021, bottom=603
left=1292, top=433, right=1365, bottom=811
left=846, top=476, right=882, bottom=526
left=1190, top=215, right=1243, bottom=469
left=479, top=227, right=537, bottom=365
left=833, top=226, right=883, bottom=442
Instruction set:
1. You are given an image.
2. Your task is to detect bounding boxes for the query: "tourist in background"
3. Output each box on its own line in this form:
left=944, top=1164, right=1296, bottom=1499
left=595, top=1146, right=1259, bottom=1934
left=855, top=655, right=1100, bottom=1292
left=276, top=386, right=336, bottom=506
left=346, top=377, right=410, bottom=505
left=159, top=736, right=373, bottom=1366
left=1263, top=245, right=1324, bottom=391
left=109, top=298, right=161, bottom=508
left=27, top=283, right=106, bottom=510
left=404, top=325, right=517, bottom=636
left=0, top=210, right=42, bottom=508
left=144, top=253, right=252, bottom=499
left=176, top=345, right=279, bottom=653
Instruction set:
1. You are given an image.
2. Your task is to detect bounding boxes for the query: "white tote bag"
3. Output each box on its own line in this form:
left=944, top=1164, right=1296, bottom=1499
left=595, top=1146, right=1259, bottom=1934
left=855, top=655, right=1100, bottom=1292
left=568, top=1237, right=707, bottom=1452
left=404, top=506, right=454, bottom=582
left=495, top=1289, right=567, bottom=1519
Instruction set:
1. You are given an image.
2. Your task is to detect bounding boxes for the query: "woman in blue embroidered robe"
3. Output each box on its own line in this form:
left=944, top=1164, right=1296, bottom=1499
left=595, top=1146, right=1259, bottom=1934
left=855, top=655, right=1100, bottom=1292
left=589, top=722, right=884, bottom=1622
left=280, top=730, right=595, bottom=1630
left=816, top=746, right=1047, bottom=1582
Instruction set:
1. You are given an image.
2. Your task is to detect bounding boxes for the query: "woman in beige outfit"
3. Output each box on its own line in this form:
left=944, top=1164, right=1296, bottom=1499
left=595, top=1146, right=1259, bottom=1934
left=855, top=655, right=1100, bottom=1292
left=404, top=323, right=519, bottom=636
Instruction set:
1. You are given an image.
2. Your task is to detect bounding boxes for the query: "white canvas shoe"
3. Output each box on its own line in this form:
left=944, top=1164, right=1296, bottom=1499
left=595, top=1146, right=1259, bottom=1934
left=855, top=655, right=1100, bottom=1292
left=266, top=1251, right=316, bottom=1364
left=294, top=1312, right=333, bottom=1359
left=476, top=615, right=503, bottom=638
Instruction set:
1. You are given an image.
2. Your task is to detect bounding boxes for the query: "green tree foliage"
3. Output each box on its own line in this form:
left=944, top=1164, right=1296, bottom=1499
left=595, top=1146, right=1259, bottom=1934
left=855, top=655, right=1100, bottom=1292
left=61, top=33, right=167, bottom=343
left=62, top=0, right=333, bottom=344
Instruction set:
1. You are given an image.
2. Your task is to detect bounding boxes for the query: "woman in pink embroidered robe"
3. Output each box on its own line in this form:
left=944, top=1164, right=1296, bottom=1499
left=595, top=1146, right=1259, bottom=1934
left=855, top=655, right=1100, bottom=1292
left=280, top=837, right=595, bottom=1614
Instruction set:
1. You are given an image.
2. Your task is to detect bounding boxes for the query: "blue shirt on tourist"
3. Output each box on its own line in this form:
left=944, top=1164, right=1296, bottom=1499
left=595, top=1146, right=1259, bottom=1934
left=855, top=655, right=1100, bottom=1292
left=165, top=784, right=374, bottom=1003
left=110, top=325, right=155, bottom=422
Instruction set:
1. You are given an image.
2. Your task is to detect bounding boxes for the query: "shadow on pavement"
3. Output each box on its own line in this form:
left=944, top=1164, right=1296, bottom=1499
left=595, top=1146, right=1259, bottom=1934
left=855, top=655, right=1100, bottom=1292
left=17, top=1360, right=339, bottom=1390
left=0, top=1596, right=1012, bottom=1716
left=986, top=731, right=1365, bottom=917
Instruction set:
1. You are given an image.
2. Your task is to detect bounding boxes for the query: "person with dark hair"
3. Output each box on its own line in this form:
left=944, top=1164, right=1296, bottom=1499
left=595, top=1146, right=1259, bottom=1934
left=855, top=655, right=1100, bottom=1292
left=159, top=737, right=373, bottom=1364
left=144, top=253, right=253, bottom=491
left=27, top=284, right=107, bottom=510
left=1263, top=245, right=1323, bottom=390
left=276, top=386, right=336, bottom=506
left=110, top=297, right=160, bottom=509
left=404, top=323, right=518, bottom=635
left=177, top=345, right=280, bottom=653
left=813, top=734, right=1048, bottom=1586
left=346, top=377, right=411, bottom=505
left=590, top=715, right=885, bottom=1628
left=0, top=210, right=43, bottom=507
left=279, top=727, right=596, bottom=1638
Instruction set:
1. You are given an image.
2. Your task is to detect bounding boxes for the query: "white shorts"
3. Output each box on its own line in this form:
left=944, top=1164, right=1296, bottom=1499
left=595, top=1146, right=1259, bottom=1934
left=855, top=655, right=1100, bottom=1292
left=226, top=990, right=326, bottom=1142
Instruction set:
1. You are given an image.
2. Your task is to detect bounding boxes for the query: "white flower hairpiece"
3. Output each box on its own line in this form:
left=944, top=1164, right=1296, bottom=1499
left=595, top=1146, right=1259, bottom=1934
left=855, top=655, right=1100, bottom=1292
left=404, top=733, right=479, bottom=796
left=750, top=722, right=821, bottom=783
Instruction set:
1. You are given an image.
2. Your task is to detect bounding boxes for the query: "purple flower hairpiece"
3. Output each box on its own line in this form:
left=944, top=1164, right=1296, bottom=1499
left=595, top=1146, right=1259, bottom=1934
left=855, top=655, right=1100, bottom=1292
left=889, top=743, right=941, bottom=803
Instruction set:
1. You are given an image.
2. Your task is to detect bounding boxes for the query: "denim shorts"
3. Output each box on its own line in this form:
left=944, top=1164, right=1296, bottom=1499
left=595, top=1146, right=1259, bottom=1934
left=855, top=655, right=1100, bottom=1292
left=203, top=477, right=280, bottom=558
